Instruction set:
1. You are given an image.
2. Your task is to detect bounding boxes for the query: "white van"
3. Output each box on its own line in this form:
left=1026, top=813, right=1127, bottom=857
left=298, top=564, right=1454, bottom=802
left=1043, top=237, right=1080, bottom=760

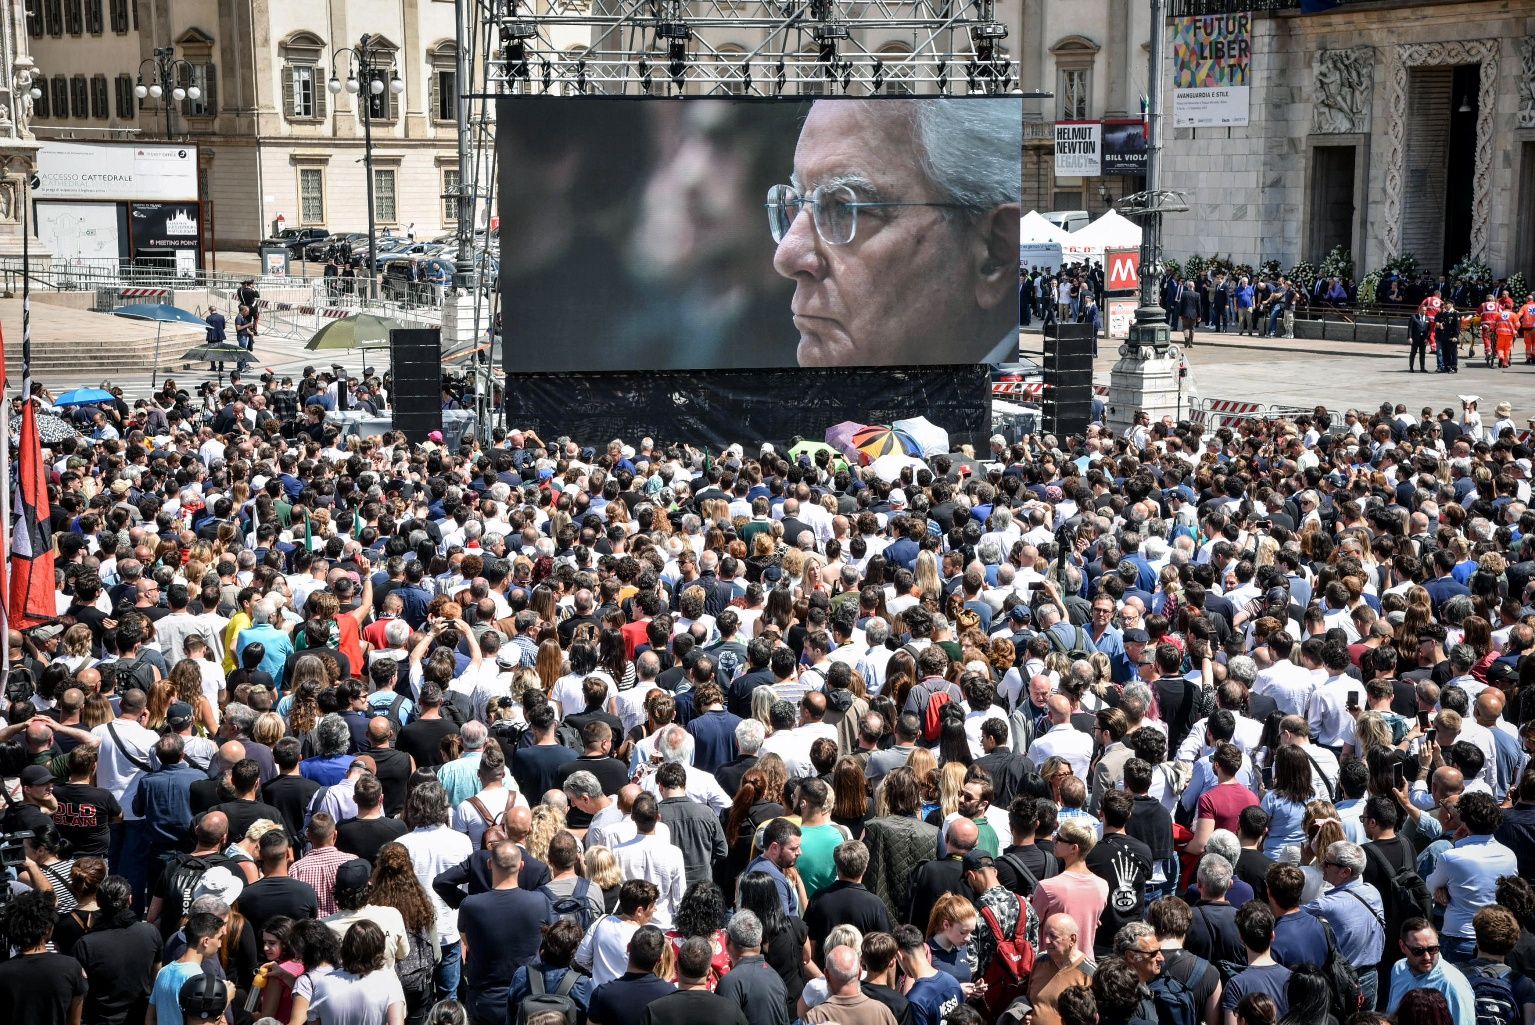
left=1042, top=209, right=1091, bottom=233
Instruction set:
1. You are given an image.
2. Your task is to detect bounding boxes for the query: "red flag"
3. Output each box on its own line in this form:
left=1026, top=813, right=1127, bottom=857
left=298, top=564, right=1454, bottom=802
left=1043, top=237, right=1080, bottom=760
left=9, top=399, right=54, bottom=630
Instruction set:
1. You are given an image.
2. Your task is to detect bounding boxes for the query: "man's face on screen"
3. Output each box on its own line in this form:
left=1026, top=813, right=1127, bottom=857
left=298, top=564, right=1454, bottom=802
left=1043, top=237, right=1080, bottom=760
left=774, top=102, right=992, bottom=367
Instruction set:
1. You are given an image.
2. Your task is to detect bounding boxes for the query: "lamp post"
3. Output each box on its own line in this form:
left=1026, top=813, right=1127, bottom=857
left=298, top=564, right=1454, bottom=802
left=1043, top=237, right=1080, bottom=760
left=133, top=46, right=202, bottom=140
left=330, top=35, right=404, bottom=300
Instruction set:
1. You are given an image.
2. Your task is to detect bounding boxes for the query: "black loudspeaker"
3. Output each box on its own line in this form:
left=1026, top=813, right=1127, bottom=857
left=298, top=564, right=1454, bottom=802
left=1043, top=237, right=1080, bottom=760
left=1042, top=322, right=1095, bottom=437
left=389, top=328, right=444, bottom=442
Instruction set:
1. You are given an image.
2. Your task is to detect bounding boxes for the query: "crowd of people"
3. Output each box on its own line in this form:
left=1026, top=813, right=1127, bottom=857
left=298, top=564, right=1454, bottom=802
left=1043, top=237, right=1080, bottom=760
left=0, top=378, right=1531, bottom=1025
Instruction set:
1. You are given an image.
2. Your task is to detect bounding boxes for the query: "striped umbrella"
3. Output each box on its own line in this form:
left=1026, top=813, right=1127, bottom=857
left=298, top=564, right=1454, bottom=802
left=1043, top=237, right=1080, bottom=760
left=851, top=425, right=922, bottom=464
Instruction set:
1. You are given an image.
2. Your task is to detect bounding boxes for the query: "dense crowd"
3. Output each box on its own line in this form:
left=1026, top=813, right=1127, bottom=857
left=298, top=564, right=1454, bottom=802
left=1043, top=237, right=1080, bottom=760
left=0, top=376, right=1532, bottom=1025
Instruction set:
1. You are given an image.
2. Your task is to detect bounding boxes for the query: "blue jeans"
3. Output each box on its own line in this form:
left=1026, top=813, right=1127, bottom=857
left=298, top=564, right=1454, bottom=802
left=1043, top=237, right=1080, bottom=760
left=109, top=820, right=151, bottom=911
left=436, top=940, right=462, bottom=1002
left=1357, top=965, right=1379, bottom=1010
left=1443, top=934, right=1477, bottom=965
left=1266, top=304, right=1284, bottom=336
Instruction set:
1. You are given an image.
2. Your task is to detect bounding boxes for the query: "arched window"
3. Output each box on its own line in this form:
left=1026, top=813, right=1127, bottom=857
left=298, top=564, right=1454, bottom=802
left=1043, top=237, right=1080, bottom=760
left=280, top=30, right=327, bottom=122
left=1051, top=36, right=1099, bottom=121
left=877, top=43, right=914, bottom=95
left=428, top=40, right=458, bottom=122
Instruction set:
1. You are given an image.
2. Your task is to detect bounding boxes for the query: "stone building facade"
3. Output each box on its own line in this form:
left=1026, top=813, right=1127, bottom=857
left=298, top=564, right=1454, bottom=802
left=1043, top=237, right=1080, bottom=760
left=1157, top=1, right=1535, bottom=279
left=1019, top=0, right=1154, bottom=216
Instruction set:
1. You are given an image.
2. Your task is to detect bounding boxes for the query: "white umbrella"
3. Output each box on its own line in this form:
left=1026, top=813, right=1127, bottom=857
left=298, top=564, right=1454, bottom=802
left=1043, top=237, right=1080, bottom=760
left=892, top=416, right=949, bottom=458
left=869, top=452, right=925, bottom=483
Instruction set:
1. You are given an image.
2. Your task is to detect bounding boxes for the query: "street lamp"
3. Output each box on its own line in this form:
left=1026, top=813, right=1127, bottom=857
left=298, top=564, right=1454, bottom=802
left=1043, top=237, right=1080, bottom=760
left=133, top=46, right=202, bottom=140
left=331, top=34, right=404, bottom=300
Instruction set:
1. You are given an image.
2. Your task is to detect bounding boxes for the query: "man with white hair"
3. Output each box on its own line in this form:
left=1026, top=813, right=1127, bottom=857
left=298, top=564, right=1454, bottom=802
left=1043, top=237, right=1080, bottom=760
left=436, top=721, right=493, bottom=807
left=1305, top=840, right=1385, bottom=1007
left=770, top=98, right=1021, bottom=367
left=638, top=724, right=729, bottom=813
left=234, top=597, right=293, bottom=681
left=717, top=718, right=765, bottom=796
left=804, top=944, right=896, bottom=1025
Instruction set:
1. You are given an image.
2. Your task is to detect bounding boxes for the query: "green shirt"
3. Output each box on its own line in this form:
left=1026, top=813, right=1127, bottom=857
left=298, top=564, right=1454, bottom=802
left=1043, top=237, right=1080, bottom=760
left=798, top=821, right=850, bottom=899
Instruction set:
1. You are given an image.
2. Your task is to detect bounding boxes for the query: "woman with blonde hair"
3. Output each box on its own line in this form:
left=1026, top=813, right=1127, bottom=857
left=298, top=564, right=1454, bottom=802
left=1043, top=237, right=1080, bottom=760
left=1343, top=710, right=1392, bottom=762
left=1295, top=800, right=1349, bottom=903
left=144, top=681, right=177, bottom=732
left=935, top=761, right=968, bottom=821
left=914, top=551, right=942, bottom=602
left=57, top=625, right=95, bottom=673
left=526, top=803, right=566, bottom=863
left=583, top=845, right=623, bottom=913
left=800, top=553, right=827, bottom=596
left=169, top=659, right=219, bottom=734
left=252, top=711, right=286, bottom=749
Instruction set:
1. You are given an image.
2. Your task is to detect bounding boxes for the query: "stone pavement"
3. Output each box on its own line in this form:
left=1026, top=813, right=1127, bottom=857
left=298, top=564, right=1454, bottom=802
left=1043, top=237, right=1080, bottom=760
left=1062, top=324, right=1535, bottom=426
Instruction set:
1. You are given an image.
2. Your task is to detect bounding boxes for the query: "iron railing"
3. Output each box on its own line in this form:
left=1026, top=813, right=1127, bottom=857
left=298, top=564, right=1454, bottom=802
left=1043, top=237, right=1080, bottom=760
left=1167, top=0, right=1371, bottom=15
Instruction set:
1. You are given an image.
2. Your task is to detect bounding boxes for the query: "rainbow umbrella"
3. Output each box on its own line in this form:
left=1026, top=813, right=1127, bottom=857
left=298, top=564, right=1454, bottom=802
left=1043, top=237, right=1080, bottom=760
left=851, top=424, right=922, bottom=464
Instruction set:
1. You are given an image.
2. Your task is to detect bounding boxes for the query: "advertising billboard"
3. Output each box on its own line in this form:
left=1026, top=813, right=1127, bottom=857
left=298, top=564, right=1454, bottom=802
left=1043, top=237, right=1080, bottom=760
left=1101, top=119, right=1147, bottom=177
left=1172, top=14, right=1252, bottom=128
left=35, top=142, right=199, bottom=202
left=35, top=201, right=122, bottom=263
left=495, top=95, right=1023, bottom=372
left=1053, top=121, right=1102, bottom=178
left=129, top=202, right=202, bottom=274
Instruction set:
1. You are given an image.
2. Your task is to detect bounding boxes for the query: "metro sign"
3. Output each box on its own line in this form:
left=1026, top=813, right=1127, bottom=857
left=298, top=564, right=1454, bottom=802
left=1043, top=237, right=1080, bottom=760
left=1106, top=248, right=1140, bottom=293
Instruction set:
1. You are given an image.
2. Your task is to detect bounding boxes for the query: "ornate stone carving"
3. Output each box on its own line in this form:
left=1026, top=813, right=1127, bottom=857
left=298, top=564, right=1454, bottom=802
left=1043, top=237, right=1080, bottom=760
left=1519, top=37, right=1535, bottom=128
left=1312, top=48, right=1373, bottom=134
left=1382, top=40, right=1496, bottom=262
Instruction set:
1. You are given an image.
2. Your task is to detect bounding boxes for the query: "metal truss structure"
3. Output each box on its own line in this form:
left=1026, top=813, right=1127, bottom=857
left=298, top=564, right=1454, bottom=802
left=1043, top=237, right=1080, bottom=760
left=476, top=0, right=1018, bottom=97
left=450, top=0, right=1019, bottom=436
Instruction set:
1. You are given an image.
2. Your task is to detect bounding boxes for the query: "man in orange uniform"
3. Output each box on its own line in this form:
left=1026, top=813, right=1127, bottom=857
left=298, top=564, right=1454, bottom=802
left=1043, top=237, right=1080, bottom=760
left=1494, top=305, right=1517, bottom=368
left=1478, top=292, right=1502, bottom=364
left=1519, top=293, right=1535, bottom=365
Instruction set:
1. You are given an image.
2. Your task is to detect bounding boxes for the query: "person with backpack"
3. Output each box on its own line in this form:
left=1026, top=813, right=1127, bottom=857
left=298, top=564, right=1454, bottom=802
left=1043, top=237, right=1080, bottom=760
left=458, top=842, right=556, bottom=1025
left=541, top=832, right=604, bottom=932
left=91, top=688, right=162, bottom=908
left=1025, top=695, right=1094, bottom=782
left=508, top=919, right=595, bottom=1025
left=1115, top=921, right=1203, bottom=1025
left=1459, top=906, right=1535, bottom=1025
left=146, top=811, right=233, bottom=938
left=1146, top=899, right=1225, bottom=1025
left=1304, top=841, right=1385, bottom=1009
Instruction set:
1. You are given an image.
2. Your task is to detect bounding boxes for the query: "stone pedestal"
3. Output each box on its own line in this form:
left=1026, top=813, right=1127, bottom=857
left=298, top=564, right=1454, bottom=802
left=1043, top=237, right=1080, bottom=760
left=0, top=141, right=46, bottom=262
left=1107, top=348, right=1184, bottom=433
left=441, top=292, right=489, bottom=357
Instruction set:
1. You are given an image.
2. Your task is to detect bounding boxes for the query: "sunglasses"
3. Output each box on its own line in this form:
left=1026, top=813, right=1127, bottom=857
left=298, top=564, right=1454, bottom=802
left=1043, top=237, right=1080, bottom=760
left=1406, top=944, right=1440, bottom=957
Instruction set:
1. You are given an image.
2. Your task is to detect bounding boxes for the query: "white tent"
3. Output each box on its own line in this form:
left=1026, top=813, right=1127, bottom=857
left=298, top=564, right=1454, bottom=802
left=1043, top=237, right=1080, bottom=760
left=1062, top=209, right=1143, bottom=264
left=1020, top=210, right=1071, bottom=243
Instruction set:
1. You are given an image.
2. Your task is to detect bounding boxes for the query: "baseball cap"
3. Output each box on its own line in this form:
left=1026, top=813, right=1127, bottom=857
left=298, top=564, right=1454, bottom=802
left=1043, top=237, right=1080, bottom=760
left=1008, top=605, right=1032, bottom=623
left=961, top=850, right=996, bottom=872
left=19, top=764, right=52, bottom=787
left=889, top=488, right=907, bottom=506
left=428, top=430, right=444, bottom=443
left=1122, top=628, right=1150, bottom=645
left=178, top=973, right=228, bottom=1022
left=191, top=866, right=245, bottom=904
left=166, top=702, right=195, bottom=729
left=334, top=858, right=373, bottom=892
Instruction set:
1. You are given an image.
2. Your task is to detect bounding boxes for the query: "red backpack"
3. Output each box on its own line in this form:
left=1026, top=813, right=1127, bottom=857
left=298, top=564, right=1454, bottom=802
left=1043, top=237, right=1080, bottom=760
left=921, top=689, right=955, bottom=744
left=978, top=894, right=1036, bottom=1017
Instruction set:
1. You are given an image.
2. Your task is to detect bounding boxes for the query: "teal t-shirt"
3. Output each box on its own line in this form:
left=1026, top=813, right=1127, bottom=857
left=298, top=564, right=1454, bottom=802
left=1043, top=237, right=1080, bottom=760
left=798, top=822, right=848, bottom=898
left=150, top=960, right=207, bottom=1025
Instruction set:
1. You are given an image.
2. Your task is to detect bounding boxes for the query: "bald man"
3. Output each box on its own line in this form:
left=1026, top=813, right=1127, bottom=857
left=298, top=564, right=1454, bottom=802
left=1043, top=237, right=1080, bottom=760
left=908, top=816, right=979, bottom=930
left=147, top=809, right=231, bottom=934
left=1474, top=689, right=1526, bottom=802
left=805, top=944, right=895, bottom=1025
left=190, top=741, right=247, bottom=814
left=430, top=804, right=551, bottom=910
left=1026, top=693, right=1095, bottom=780
left=1030, top=914, right=1092, bottom=1025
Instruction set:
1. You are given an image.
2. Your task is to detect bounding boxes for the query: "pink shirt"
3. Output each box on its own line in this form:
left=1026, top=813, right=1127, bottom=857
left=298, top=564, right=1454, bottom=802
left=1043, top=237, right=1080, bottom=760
left=1032, top=870, right=1110, bottom=957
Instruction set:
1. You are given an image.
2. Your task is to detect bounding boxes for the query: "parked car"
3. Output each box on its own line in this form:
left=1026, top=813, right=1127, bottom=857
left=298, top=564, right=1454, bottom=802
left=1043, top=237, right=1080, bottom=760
left=381, top=256, right=455, bottom=301
left=263, top=227, right=330, bottom=257
left=305, top=231, right=370, bottom=262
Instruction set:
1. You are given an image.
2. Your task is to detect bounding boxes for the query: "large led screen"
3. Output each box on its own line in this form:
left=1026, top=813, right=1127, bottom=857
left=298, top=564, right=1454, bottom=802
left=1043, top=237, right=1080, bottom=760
left=496, top=95, right=1023, bottom=372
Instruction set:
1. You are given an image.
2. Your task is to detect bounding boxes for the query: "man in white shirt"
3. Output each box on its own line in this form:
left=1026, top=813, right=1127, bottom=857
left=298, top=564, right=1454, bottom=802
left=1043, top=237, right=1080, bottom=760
left=93, top=688, right=160, bottom=896
left=1439, top=708, right=1498, bottom=793
left=611, top=794, right=685, bottom=930
left=1252, top=633, right=1318, bottom=718
left=758, top=702, right=814, bottom=779
left=1026, top=695, right=1093, bottom=780
left=1308, top=644, right=1360, bottom=752
left=575, top=880, right=661, bottom=988
left=638, top=726, right=730, bottom=813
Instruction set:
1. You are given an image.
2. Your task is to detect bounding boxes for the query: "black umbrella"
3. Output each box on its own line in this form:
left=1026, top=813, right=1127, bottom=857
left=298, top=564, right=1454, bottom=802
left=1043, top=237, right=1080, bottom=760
left=180, top=343, right=251, bottom=364
left=10, top=412, right=83, bottom=445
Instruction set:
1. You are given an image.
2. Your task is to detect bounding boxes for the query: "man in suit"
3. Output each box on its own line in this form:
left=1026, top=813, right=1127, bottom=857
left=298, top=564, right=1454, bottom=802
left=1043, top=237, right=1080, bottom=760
left=205, top=306, right=228, bottom=371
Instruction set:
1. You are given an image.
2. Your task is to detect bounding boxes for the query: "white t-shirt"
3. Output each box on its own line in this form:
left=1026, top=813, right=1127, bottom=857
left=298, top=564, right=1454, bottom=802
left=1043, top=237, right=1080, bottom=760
left=309, top=968, right=405, bottom=1025
left=92, top=717, right=160, bottom=819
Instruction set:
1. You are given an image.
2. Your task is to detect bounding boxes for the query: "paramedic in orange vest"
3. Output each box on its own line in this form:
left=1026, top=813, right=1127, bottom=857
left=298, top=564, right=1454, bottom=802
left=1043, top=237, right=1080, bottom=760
left=1519, top=293, right=1535, bottom=364
left=1494, top=306, right=1517, bottom=368
left=1479, top=292, right=1502, bottom=360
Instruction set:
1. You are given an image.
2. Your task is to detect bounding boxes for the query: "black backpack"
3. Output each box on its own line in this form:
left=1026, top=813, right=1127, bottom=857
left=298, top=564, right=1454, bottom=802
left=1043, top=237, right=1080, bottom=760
left=366, top=691, right=408, bottom=730
left=1363, top=842, right=1432, bottom=941
left=516, top=968, right=580, bottom=1025
left=540, top=878, right=598, bottom=932
left=116, top=655, right=157, bottom=693
left=3, top=665, right=35, bottom=707
left=160, top=853, right=223, bottom=934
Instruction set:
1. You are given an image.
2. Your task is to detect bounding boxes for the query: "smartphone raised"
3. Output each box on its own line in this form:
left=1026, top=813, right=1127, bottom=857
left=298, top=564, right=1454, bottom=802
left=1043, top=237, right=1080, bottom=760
left=1425, top=728, right=1437, bottom=745
left=1394, top=762, right=1407, bottom=787
left=1348, top=690, right=1359, bottom=708
left=1418, top=711, right=1431, bottom=730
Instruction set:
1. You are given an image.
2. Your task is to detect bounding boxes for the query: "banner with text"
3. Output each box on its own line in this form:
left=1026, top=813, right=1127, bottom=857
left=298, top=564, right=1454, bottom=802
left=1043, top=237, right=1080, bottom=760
left=1172, top=14, right=1251, bottom=128
left=1054, top=121, right=1102, bottom=178
left=1101, top=119, right=1147, bottom=176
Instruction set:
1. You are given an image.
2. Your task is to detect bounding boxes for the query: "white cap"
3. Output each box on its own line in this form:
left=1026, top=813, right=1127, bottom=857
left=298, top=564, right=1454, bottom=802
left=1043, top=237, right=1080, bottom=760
left=889, top=488, right=907, bottom=505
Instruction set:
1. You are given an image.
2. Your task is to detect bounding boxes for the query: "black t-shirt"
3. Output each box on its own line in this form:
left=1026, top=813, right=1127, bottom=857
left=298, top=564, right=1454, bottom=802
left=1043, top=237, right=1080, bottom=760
left=640, top=989, right=750, bottom=1025
left=995, top=844, right=1059, bottom=897
left=49, top=782, right=120, bottom=858
left=336, top=816, right=410, bottom=863
left=1235, top=848, right=1274, bottom=903
left=399, top=717, right=458, bottom=767
left=590, top=971, right=678, bottom=1025
left=213, top=799, right=286, bottom=848
left=0, top=951, right=87, bottom=1025
left=236, top=876, right=319, bottom=935
left=458, top=888, right=556, bottom=991
left=72, top=921, right=164, bottom=1025
left=513, top=744, right=575, bottom=799
left=1085, top=832, right=1154, bottom=956
left=260, top=774, right=322, bottom=840
left=368, top=747, right=414, bottom=817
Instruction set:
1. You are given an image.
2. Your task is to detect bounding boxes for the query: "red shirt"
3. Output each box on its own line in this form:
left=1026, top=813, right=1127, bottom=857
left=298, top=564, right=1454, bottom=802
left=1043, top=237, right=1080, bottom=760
left=362, top=615, right=399, bottom=649
left=1480, top=300, right=1502, bottom=321
left=1197, top=780, right=1260, bottom=833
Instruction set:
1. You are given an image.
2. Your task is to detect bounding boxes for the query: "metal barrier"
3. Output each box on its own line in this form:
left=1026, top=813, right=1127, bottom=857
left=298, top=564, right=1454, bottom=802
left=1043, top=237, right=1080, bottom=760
left=1190, top=398, right=1312, bottom=428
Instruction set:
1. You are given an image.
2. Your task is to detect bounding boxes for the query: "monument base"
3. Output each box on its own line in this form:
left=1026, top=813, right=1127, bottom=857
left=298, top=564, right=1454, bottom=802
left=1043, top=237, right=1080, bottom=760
left=0, top=142, right=47, bottom=262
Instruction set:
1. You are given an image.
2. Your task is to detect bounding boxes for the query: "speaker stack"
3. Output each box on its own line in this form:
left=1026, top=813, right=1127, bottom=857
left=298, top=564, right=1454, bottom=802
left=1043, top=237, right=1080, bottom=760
left=1042, top=321, right=1095, bottom=438
left=389, top=327, right=445, bottom=443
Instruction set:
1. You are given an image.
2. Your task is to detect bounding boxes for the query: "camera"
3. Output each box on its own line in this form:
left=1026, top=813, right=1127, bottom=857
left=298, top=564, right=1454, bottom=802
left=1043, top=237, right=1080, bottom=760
left=0, top=830, right=34, bottom=871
